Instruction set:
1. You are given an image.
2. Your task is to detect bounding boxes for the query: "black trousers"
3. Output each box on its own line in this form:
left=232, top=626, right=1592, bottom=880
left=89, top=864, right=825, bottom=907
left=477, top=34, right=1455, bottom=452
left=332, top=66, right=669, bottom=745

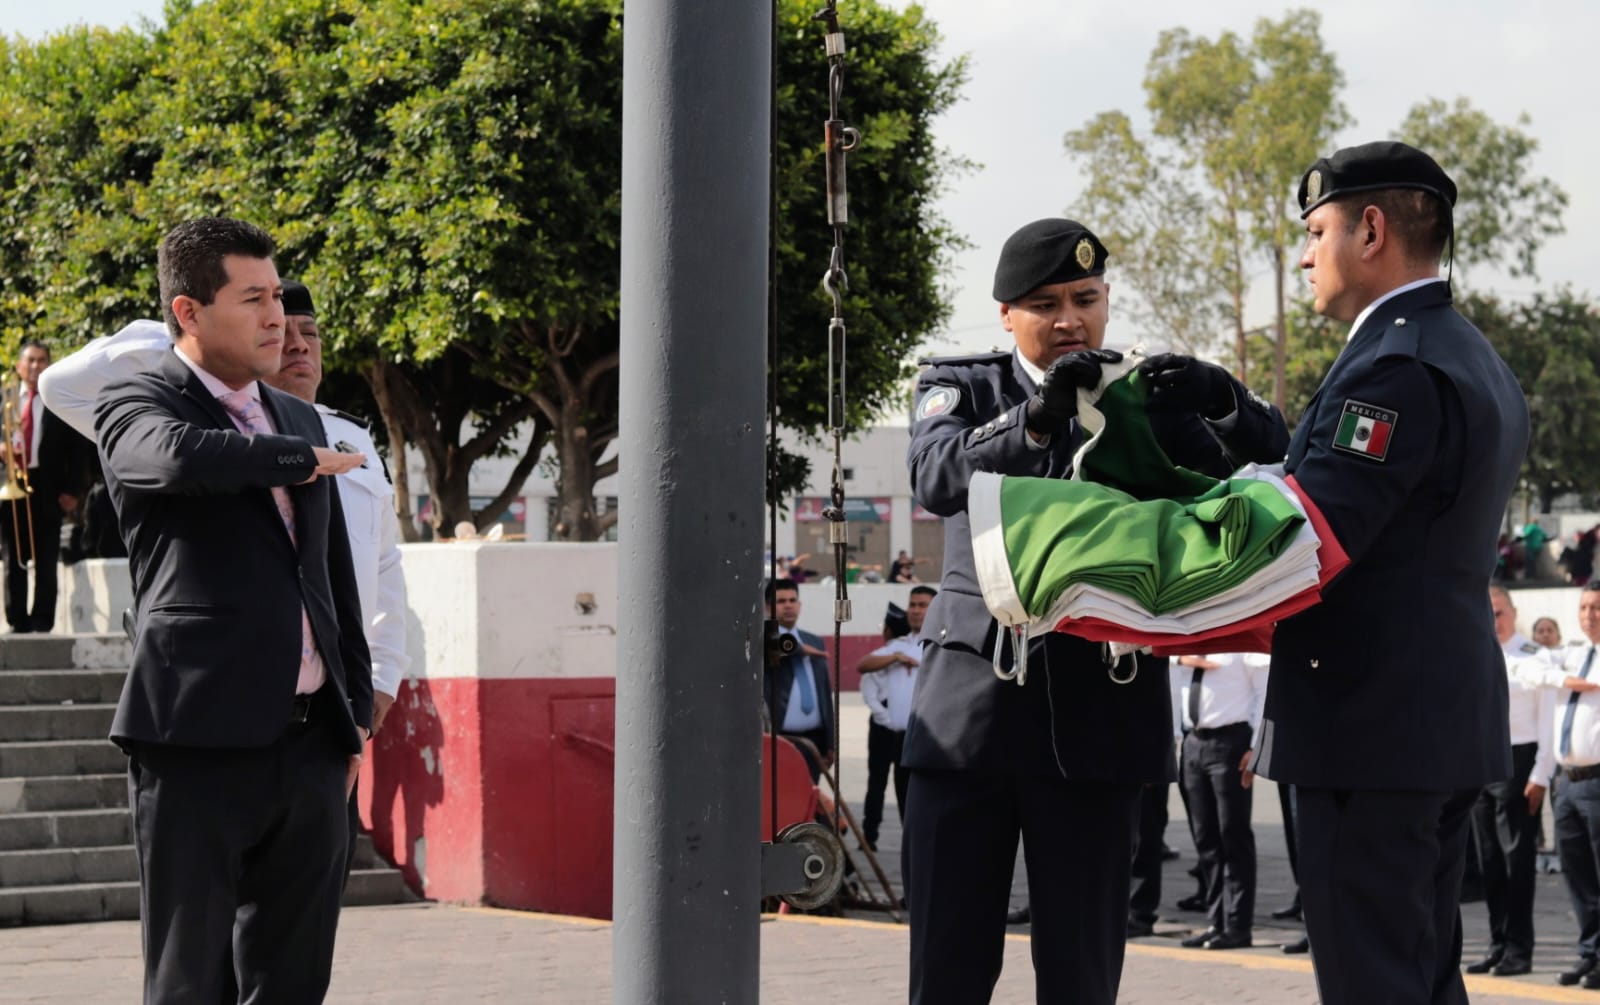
left=904, top=769, right=1141, bottom=1005
left=1296, top=787, right=1475, bottom=1005
left=1554, top=774, right=1600, bottom=961
left=1181, top=724, right=1255, bottom=934
left=0, top=495, right=59, bottom=632
left=1469, top=742, right=1539, bottom=962
left=861, top=721, right=908, bottom=845
left=1128, top=781, right=1168, bottom=925
left=128, top=708, right=349, bottom=1005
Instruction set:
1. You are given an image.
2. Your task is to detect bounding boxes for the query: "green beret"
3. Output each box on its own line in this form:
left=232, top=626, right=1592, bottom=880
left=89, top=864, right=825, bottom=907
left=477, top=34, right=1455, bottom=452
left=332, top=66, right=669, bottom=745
left=992, top=218, right=1108, bottom=303
left=281, top=279, right=316, bottom=317
left=1298, top=141, right=1457, bottom=219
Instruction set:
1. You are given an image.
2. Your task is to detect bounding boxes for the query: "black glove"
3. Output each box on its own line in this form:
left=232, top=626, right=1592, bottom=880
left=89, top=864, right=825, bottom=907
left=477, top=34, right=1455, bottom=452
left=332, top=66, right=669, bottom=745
left=1138, top=353, right=1237, bottom=420
left=1024, top=348, right=1122, bottom=434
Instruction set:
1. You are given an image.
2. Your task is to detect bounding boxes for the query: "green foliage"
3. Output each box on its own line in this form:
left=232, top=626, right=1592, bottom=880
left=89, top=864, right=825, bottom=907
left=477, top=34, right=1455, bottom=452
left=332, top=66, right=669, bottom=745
left=1395, top=97, right=1568, bottom=280
left=1462, top=290, right=1600, bottom=510
left=0, top=0, right=966, bottom=538
left=1242, top=298, right=1344, bottom=424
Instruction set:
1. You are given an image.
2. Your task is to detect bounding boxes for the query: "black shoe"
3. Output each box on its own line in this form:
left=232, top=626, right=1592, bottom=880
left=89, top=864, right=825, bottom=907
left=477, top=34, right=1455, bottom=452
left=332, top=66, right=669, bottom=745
left=1492, top=958, right=1532, bottom=977
left=1005, top=905, right=1031, bottom=925
left=1559, top=958, right=1597, bottom=986
left=1127, top=917, right=1155, bottom=939
left=1181, top=928, right=1221, bottom=949
left=1585, top=969, right=1600, bottom=990
left=1465, top=950, right=1504, bottom=975
left=1269, top=901, right=1302, bottom=921
left=1282, top=936, right=1310, bottom=955
left=1160, top=843, right=1181, bottom=861
left=1204, top=931, right=1252, bottom=951
left=1176, top=893, right=1208, bottom=912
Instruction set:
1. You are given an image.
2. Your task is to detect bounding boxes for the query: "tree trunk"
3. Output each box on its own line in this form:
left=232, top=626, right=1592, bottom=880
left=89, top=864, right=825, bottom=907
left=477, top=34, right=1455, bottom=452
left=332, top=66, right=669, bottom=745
left=1272, top=242, right=1288, bottom=415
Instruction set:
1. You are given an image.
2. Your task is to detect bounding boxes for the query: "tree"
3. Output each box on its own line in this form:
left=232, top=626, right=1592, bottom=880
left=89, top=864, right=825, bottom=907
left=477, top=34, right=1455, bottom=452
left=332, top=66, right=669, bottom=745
left=1066, top=9, right=1347, bottom=403
left=1396, top=98, right=1568, bottom=280
left=1462, top=291, right=1600, bottom=512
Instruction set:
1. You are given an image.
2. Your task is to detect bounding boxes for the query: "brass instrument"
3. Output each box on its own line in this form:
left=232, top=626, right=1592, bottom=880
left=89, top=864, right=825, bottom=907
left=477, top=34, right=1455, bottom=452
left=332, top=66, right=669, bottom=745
left=0, top=374, right=37, bottom=567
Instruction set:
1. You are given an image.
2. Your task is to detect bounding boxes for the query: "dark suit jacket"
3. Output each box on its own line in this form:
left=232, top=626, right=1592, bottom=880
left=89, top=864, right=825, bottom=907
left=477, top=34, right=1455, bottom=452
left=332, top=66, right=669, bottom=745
left=1257, top=282, right=1528, bottom=790
left=763, top=628, right=834, bottom=757
left=29, top=405, right=94, bottom=502
left=903, top=350, right=1289, bottom=780
left=94, top=349, right=373, bottom=754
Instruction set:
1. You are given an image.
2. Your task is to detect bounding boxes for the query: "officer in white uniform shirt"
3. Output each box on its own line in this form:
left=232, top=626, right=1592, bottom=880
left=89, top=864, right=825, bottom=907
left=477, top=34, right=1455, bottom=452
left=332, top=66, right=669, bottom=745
left=1463, top=586, right=1557, bottom=976
left=857, top=587, right=934, bottom=849
left=1514, top=583, right=1600, bottom=987
left=38, top=294, right=411, bottom=731
left=1170, top=652, right=1268, bottom=951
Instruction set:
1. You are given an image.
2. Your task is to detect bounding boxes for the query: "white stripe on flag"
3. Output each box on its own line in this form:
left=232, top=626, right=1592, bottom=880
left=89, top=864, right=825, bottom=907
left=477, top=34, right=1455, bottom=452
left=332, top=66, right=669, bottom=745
left=967, top=471, right=1030, bottom=627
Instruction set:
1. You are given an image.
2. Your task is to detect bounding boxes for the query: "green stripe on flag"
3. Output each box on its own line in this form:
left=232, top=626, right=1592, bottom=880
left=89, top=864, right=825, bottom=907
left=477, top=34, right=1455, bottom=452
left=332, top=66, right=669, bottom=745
left=1335, top=411, right=1360, bottom=449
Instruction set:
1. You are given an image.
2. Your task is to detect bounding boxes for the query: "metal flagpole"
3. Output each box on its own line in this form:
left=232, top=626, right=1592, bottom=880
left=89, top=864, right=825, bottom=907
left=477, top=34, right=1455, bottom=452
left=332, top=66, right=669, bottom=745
left=614, top=0, right=771, bottom=1001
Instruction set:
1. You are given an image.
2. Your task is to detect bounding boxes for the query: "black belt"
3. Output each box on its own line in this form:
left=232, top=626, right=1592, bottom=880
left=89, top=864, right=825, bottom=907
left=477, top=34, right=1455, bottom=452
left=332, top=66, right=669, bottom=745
left=1567, top=763, right=1600, bottom=782
left=289, top=692, right=317, bottom=727
left=1192, top=722, right=1251, bottom=739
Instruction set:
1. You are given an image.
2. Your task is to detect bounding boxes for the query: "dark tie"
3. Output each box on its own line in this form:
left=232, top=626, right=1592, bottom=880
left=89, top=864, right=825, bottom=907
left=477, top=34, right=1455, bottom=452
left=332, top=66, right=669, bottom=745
left=1560, top=646, right=1597, bottom=759
left=790, top=634, right=816, bottom=715
left=1188, top=665, right=1204, bottom=730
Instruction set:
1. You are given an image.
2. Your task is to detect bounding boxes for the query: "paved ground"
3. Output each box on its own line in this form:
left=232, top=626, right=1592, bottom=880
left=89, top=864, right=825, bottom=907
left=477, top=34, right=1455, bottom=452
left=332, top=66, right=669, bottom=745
left=3, top=704, right=1596, bottom=1002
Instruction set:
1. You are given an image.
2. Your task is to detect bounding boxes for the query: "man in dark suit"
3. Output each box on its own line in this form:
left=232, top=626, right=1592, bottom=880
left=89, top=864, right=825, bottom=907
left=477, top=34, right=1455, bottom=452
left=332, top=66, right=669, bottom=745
left=1251, top=143, right=1530, bottom=1004
left=1, top=340, right=91, bottom=632
left=763, top=577, right=833, bottom=782
left=902, top=218, right=1288, bottom=1004
left=94, top=217, right=372, bottom=1004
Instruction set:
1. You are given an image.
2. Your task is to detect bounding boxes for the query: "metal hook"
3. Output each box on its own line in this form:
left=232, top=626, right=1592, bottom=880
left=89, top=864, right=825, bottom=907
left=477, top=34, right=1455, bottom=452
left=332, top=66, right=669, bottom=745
left=1106, top=648, right=1138, bottom=685
left=992, top=623, right=1029, bottom=685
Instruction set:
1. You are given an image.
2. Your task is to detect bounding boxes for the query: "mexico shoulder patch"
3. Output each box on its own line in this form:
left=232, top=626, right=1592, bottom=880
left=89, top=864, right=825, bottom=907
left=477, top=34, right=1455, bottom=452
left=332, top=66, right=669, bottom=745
left=915, top=386, right=961, bottom=421
left=1331, top=400, right=1397, bottom=461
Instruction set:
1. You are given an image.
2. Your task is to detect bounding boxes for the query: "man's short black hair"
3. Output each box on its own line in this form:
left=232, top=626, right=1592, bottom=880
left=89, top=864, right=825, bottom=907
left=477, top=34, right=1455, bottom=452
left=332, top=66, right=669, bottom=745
left=1583, top=579, right=1600, bottom=594
left=910, top=585, right=938, bottom=600
left=765, top=577, right=799, bottom=605
left=1334, top=189, right=1452, bottom=266
left=157, top=217, right=277, bottom=339
left=16, top=339, right=49, bottom=360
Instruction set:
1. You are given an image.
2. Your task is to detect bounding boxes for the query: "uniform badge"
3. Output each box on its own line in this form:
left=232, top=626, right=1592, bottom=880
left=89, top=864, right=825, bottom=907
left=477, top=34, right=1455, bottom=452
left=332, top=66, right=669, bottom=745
left=334, top=440, right=369, bottom=468
left=914, top=386, right=960, bottom=421
left=1331, top=400, right=1397, bottom=461
left=1074, top=238, right=1095, bottom=271
left=1305, top=169, right=1323, bottom=207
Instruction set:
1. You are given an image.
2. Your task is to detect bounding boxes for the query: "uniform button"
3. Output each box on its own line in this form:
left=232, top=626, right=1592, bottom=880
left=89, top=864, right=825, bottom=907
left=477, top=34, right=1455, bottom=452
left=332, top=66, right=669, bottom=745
left=1394, top=318, right=1407, bottom=326
left=939, top=627, right=948, bottom=641
left=1309, top=659, right=1320, bottom=668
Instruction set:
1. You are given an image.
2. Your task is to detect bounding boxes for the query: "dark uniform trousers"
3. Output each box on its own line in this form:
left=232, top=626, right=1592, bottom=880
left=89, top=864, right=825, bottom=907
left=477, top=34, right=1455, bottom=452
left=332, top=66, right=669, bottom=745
left=0, top=493, right=60, bottom=632
left=1296, top=787, right=1476, bottom=1005
left=861, top=721, right=908, bottom=847
left=1554, top=774, right=1600, bottom=962
left=905, top=770, right=1141, bottom=1005
left=1181, top=723, right=1255, bottom=934
left=1128, top=781, right=1169, bottom=926
left=128, top=689, right=349, bottom=1005
left=1469, top=741, right=1540, bottom=962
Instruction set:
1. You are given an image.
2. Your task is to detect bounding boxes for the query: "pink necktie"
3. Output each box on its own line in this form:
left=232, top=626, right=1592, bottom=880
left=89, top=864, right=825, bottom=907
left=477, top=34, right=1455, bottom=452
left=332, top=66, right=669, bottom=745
left=217, top=390, right=325, bottom=696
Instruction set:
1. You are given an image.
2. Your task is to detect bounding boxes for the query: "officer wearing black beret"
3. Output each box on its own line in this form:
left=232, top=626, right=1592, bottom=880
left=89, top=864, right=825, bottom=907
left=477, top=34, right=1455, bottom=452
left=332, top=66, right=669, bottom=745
left=1251, top=142, right=1529, bottom=1004
left=902, top=218, right=1288, bottom=1003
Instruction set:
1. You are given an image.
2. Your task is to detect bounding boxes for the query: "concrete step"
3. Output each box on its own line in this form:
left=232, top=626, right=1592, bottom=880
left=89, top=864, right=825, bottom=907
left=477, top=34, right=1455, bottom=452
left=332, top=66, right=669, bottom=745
left=0, top=739, right=126, bottom=778
left=0, top=808, right=129, bottom=852
left=0, top=703, right=116, bottom=741
left=344, top=868, right=417, bottom=907
left=0, top=879, right=140, bottom=925
left=0, top=635, right=131, bottom=672
left=0, top=670, right=125, bottom=706
left=0, top=845, right=136, bottom=886
left=0, top=774, right=125, bottom=814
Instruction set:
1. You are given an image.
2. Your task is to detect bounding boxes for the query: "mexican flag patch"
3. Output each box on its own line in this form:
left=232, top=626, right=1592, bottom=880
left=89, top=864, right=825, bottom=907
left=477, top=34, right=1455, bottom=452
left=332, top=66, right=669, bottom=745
left=1332, top=400, right=1397, bottom=461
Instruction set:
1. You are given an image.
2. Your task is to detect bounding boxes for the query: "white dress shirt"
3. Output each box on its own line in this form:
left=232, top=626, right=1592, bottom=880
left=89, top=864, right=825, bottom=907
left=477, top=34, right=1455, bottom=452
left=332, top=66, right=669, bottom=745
left=860, top=634, right=919, bottom=732
left=1525, top=641, right=1600, bottom=774
left=780, top=628, right=823, bottom=732
left=38, top=319, right=410, bottom=697
left=1499, top=633, right=1557, bottom=788
left=1170, top=652, right=1269, bottom=747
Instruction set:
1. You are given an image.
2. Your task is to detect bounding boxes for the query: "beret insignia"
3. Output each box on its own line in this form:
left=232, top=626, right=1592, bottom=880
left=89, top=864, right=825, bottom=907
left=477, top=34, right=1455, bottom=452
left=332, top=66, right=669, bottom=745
left=1075, top=238, right=1095, bottom=271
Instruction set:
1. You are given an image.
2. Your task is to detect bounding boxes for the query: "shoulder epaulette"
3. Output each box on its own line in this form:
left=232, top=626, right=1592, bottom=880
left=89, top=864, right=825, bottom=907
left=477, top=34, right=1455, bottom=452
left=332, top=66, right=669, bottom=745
left=1374, top=314, right=1422, bottom=361
left=320, top=406, right=372, bottom=430
left=917, top=349, right=1011, bottom=368
left=1520, top=641, right=1541, bottom=655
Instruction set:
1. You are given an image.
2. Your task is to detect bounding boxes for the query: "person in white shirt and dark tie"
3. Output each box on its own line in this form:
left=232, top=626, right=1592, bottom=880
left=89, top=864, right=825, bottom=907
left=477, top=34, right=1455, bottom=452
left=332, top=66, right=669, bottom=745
left=1464, top=586, right=1557, bottom=977
left=857, top=587, right=934, bottom=851
left=1516, top=583, right=1600, bottom=987
left=1171, top=652, right=1269, bottom=951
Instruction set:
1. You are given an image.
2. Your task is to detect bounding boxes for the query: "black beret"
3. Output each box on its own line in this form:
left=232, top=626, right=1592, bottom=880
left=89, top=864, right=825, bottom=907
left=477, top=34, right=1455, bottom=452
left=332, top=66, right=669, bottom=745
left=992, top=218, right=1108, bottom=303
left=884, top=602, right=910, bottom=639
left=281, top=279, right=316, bottom=317
left=1297, top=141, right=1457, bottom=219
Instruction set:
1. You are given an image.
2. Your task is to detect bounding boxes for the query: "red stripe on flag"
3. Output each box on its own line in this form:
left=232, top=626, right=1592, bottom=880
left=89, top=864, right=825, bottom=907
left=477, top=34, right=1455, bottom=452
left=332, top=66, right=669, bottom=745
left=1366, top=420, right=1391, bottom=456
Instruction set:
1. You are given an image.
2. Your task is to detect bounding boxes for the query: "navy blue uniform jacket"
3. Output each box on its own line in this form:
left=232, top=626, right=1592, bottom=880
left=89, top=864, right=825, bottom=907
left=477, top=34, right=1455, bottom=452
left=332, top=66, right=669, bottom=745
left=904, top=350, right=1289, bottom=780
left=1255, top=282, right=1528, bottom=790
left=95, top=349, right=373, bottom=756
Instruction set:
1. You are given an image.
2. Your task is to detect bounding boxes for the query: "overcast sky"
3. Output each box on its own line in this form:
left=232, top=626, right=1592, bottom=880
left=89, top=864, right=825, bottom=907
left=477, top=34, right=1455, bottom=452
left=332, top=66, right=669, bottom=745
left=16, top=1, right=1597, bottom=359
